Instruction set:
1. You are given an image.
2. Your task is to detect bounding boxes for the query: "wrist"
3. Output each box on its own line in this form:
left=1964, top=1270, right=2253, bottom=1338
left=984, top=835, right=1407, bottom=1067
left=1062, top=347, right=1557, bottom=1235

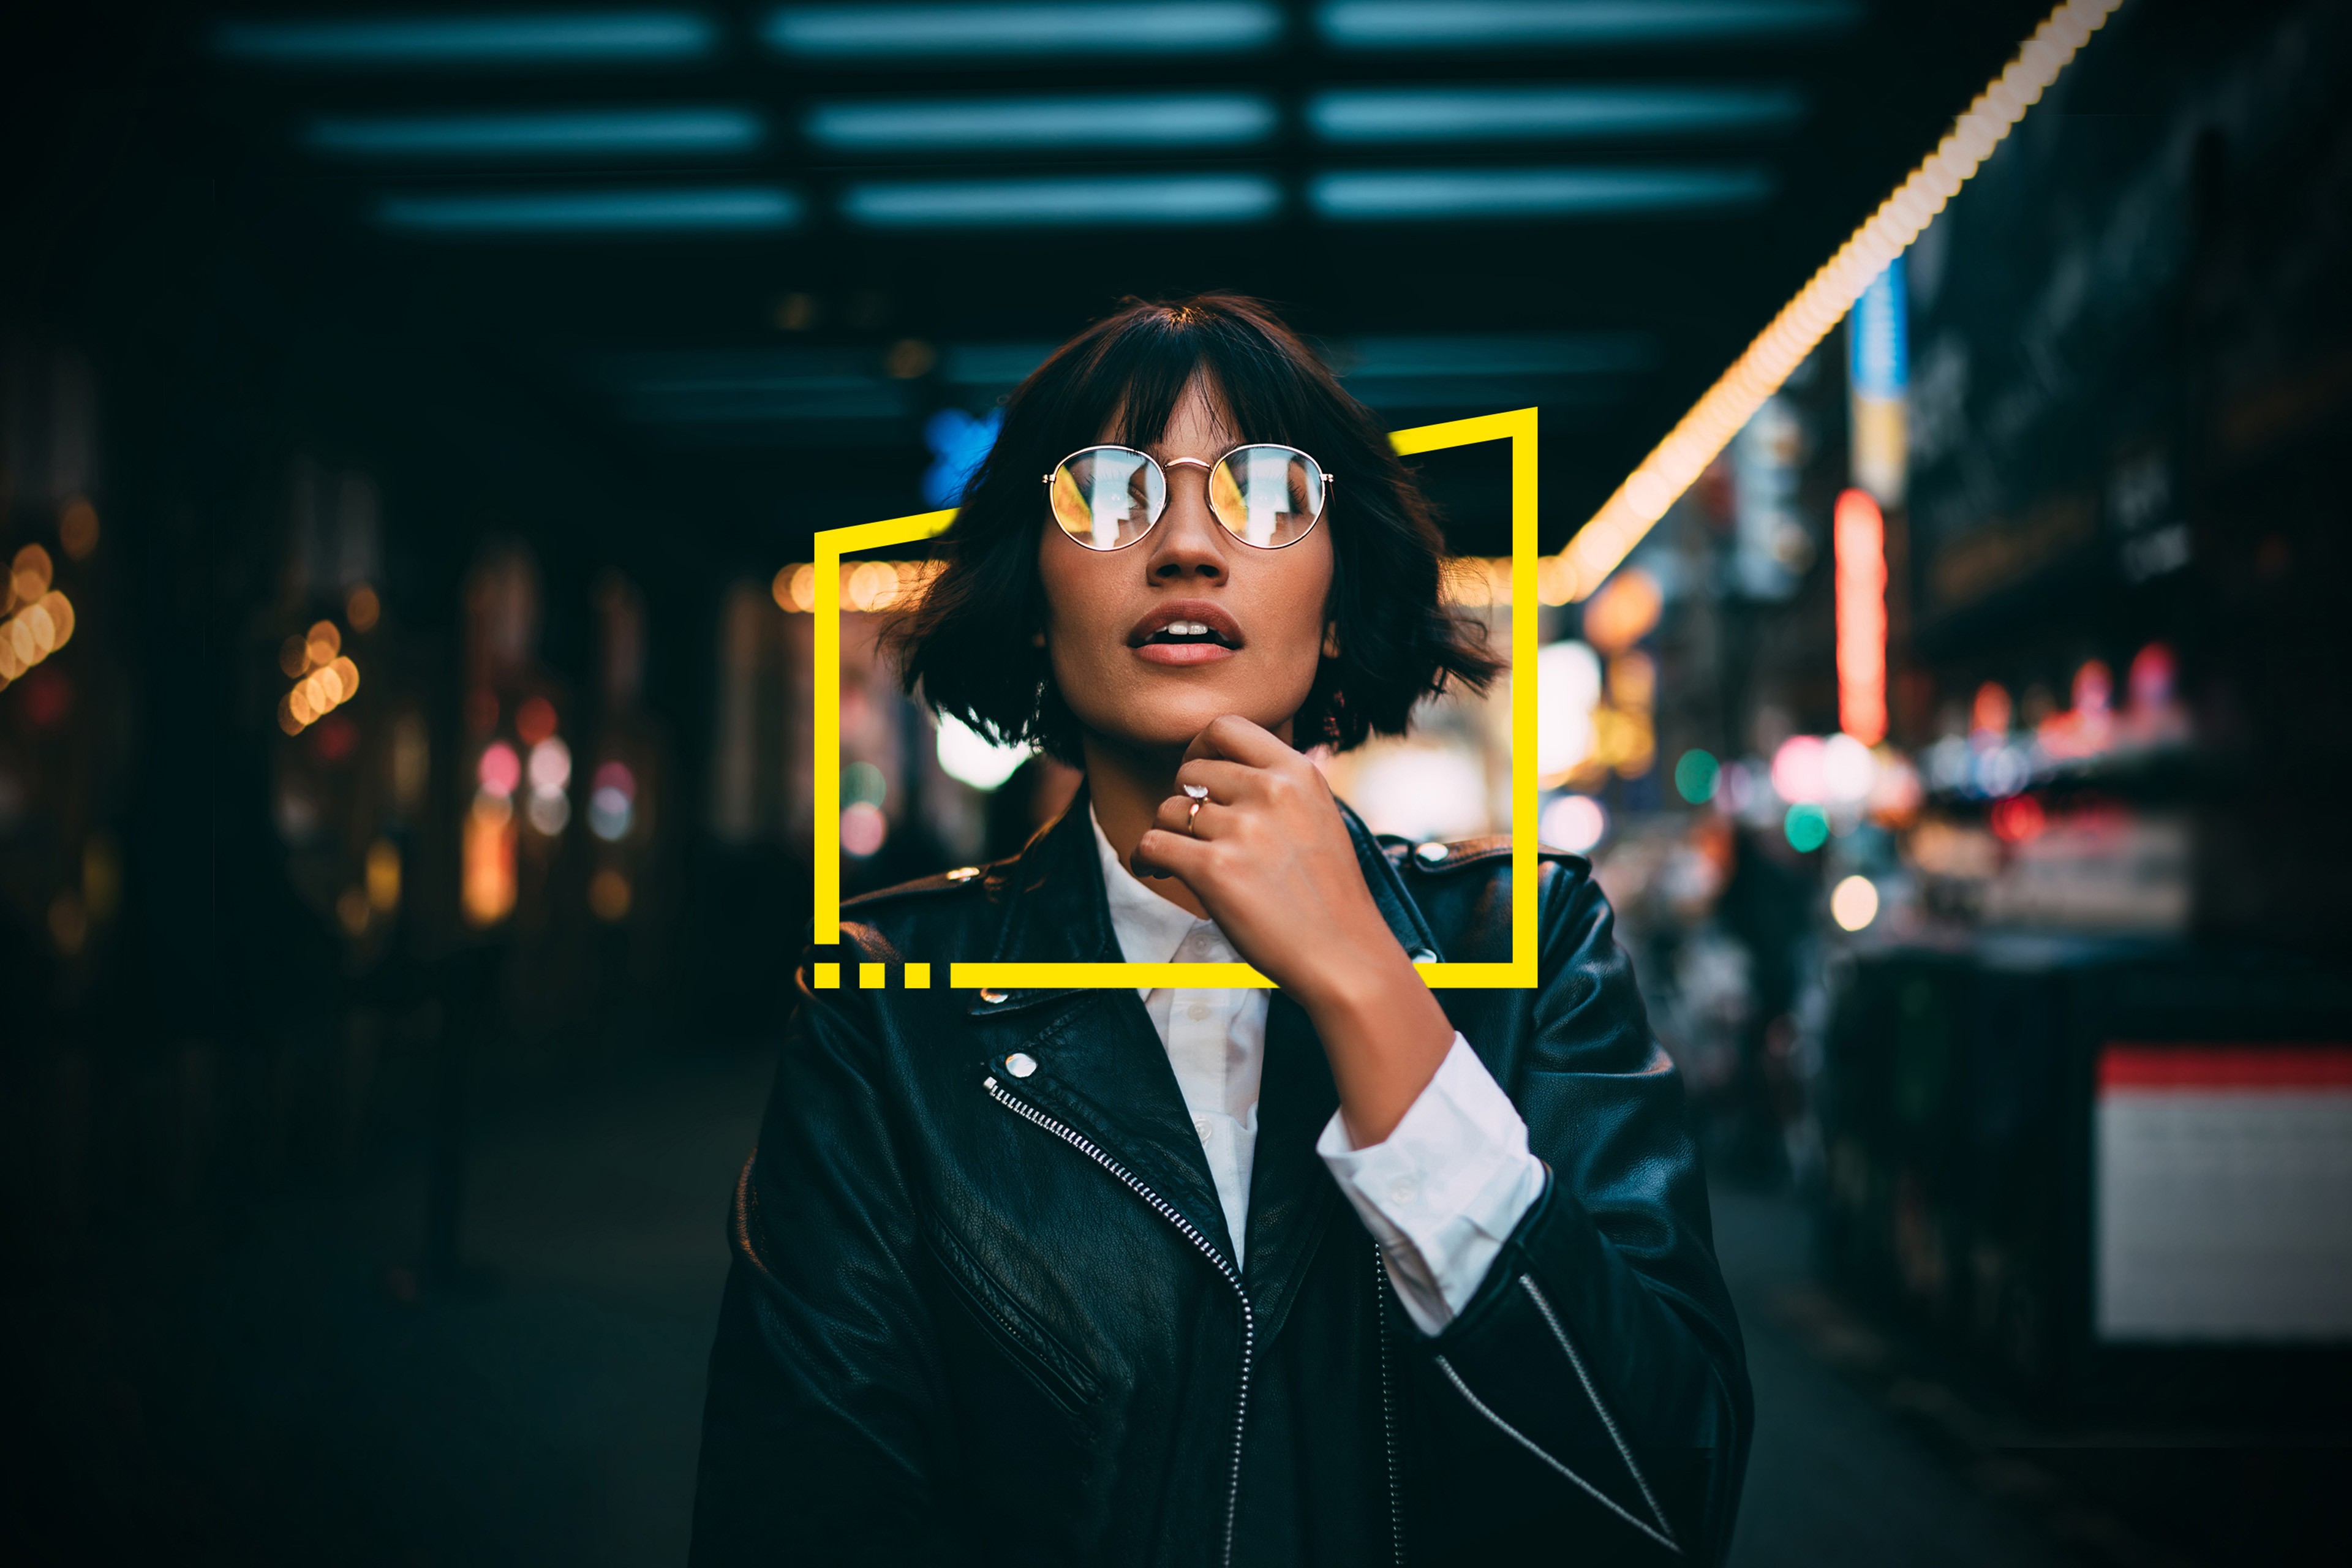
left=1291, top=940, right=1432, bottom=1032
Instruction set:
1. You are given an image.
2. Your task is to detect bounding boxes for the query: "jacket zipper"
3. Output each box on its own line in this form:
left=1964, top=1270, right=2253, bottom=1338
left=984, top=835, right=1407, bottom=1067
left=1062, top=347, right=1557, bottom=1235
left=984, top=1074, right=1256, bottom=1568
left=1376, top=1246, right=1404, bottom=1565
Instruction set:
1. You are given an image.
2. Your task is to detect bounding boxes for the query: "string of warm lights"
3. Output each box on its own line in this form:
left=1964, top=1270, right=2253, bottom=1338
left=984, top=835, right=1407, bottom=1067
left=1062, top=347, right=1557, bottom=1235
left=769, top=555, right=1555, bottom=614
left=1553, top=0, right=2127, bottom=603
left=0, top=544, right=75, bottom=689
left=276, top=617, right=361, bottom=734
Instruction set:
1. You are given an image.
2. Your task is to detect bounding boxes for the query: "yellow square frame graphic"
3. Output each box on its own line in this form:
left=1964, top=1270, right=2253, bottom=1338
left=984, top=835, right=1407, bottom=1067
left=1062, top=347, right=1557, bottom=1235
left=813, top=407, right=1539, bottom=992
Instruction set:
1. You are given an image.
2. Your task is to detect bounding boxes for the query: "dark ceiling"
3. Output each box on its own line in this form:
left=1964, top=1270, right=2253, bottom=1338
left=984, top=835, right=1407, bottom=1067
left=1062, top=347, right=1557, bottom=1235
left=13, top=2, right=2056, bottom=568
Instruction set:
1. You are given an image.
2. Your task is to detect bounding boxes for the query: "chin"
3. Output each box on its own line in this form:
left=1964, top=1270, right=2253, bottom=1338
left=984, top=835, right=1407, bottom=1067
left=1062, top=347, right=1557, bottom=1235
left=1110, top=685, right=1299, bottom=751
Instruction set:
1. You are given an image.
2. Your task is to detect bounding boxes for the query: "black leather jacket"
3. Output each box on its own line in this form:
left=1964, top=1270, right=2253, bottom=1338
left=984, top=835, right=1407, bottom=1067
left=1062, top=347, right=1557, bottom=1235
left=691, top=795, right=1751, bottom=1567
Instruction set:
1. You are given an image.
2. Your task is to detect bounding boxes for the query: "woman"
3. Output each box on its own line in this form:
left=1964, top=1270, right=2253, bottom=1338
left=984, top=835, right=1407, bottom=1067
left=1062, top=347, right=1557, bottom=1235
left=692, top=296, right=1750, bottom=1566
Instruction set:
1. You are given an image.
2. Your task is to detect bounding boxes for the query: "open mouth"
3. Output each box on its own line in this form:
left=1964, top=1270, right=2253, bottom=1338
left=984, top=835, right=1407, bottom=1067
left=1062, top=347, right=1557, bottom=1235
left=1140, top=620, right=1238, bottom=650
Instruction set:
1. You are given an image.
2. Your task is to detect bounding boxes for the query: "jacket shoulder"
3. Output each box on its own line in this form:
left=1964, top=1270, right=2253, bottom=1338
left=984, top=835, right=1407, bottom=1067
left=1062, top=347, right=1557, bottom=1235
left=1376, top=832, right=1591, bottom=878
left=839, top=859, right=1005, bottom=912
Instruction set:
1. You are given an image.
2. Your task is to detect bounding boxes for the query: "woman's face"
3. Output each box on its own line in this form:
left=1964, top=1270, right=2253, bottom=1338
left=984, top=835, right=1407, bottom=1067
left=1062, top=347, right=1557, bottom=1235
left=1037, top=376, right=1334, bottom=759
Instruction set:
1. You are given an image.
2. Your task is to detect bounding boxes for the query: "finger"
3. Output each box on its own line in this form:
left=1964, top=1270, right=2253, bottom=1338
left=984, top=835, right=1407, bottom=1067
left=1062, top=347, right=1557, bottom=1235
left=1131, top=826, right=1216, bottom=883
left=1172, top=758, right=1261, bottom=804
left=1182, top=714, right=1292, bottom=769
left=1153, top=793, right=1233, bottom=840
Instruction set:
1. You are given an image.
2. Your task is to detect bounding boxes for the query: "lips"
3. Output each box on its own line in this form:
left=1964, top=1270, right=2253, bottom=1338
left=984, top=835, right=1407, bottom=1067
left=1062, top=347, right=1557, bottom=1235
left=1129, top=600, right=1243, bottom=668
left=1129, top=601, right=1243, bottom=650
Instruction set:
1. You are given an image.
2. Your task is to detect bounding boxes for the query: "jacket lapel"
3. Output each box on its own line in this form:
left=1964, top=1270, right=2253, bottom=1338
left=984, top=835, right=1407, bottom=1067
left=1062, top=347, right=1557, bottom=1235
left=970, top=794, right=1239, bottom=1269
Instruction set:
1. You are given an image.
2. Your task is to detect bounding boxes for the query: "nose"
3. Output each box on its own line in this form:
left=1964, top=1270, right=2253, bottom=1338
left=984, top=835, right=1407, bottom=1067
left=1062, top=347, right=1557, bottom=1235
left=1144, top=464, right=1229, bottom=584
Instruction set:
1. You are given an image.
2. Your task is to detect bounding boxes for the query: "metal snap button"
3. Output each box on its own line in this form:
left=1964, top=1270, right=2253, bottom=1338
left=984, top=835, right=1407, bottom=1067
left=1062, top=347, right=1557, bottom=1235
left=1005, top=1052, right=1038, bottom=1079
left=1414, top=841, right=1449, bottom=865
left=1409, top=948, right=1438, bottom=965
left=944, top=865, right=982, bottom=881
left=979, top=988, right=1008, bottom=1005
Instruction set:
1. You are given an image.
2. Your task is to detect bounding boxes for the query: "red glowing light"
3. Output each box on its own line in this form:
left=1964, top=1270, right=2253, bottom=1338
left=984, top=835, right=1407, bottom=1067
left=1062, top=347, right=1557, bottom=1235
left=1989, top=795, right=2046, bottom=843
left=516, top=695, right=557, bottom=746
left=592, top=760, right=636, bottom=799
left=20, top=667, right=71, bottom=728
left=312, top=712, right=359, bottom=763
left=1971, top=681, right=2013, bottom=737
left=1833, top=489, right=1887, bottom=745
left=477, top=741, right=521, bottom=797
left=2128, top=643, right=2175, bottom=710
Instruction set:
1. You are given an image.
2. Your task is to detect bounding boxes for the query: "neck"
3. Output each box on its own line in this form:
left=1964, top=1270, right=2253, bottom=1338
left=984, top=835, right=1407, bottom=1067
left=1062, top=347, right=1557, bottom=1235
left=1080, top=732, right=1208, bottom=918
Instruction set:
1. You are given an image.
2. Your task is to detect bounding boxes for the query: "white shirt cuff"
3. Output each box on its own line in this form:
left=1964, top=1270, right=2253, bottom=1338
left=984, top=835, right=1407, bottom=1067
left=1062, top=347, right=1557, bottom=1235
left=1315, top=1033, right=1548, bottom=1336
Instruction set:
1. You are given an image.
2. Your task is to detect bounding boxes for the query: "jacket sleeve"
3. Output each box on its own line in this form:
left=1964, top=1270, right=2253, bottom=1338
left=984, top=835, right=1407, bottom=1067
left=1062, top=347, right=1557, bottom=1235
left=688, top=945, right=960, bottom=1567
left=1403, top=864, right=1753, bottom=1565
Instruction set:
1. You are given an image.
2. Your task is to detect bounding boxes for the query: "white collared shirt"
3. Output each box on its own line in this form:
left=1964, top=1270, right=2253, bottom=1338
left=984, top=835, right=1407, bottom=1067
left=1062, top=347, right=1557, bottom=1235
left=1091, top=809, right=1547, bottom=1334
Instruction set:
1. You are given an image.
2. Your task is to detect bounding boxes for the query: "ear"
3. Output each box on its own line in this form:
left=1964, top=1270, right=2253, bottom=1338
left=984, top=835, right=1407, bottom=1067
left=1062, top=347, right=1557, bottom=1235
left=1321, top=622, right=1341, bottom=659
left=1031, top=630, right=1047, bottom=649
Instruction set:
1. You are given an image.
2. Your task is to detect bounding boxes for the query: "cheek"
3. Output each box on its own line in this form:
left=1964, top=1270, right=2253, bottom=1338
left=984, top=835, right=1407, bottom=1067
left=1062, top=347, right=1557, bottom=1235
left=1267, top=541, right=1335, bottom=672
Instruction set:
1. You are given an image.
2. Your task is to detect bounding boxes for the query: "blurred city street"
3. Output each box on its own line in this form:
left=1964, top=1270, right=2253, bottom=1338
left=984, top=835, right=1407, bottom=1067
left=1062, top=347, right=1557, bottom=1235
left=5, top=0, right=2350, bottom=1561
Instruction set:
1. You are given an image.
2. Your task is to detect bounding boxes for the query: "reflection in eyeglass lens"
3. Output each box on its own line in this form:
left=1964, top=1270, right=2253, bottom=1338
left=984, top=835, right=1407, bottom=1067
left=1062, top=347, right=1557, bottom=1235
left=1211, top=446, right=1320, bottom=547
left=1050, top=448, right=1163, bottom=549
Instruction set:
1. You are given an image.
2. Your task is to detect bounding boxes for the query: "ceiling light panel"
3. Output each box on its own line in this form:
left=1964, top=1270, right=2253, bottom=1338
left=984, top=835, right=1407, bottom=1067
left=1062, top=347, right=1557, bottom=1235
left=1308, top=85, right=1804, bottom=144
left=764, top=3, right=1284, bottom=60
left=1335, top=333, right=1657, bottom=377
left=807, top=94, right=1278, bottom=152
left=841, top=173, right=1281, bottom=226
left=1309, top=166, right=1773, bottom=219
left=377, top=186, right=804, bottom=233
left=605, top=351, right=911, bottom=422
left=212, top=12, right=719, bottom=68
left=308, top=108, right=764, bottom=160
left=1316, top=0, right=1861, bottom=51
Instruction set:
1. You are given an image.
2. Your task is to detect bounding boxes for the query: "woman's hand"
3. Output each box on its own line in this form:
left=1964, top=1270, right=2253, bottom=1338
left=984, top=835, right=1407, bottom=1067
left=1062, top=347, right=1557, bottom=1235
left=1131, top=714, right=1455, bottom=1144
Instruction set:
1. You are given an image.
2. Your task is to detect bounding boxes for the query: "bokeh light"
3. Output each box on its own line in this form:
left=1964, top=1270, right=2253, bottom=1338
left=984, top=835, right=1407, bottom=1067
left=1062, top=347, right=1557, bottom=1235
left=1675, top=748, right=1720, bottom=804
left=841, top=800, right=888, bottom=858
left=477, top=741, right=521, bottom=797
left=1784, top=802, right=1830, bottom=852
left=936, top=712, right=1030, bottom=790
left=1830, top=875, right=1881, bottom=931
left=1539, top=793, right=1607, bottom=854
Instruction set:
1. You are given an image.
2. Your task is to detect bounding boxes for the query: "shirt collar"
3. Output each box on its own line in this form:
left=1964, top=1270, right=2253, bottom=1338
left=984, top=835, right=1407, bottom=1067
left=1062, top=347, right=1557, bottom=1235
left=1089, top=805, right=1208, bottom=967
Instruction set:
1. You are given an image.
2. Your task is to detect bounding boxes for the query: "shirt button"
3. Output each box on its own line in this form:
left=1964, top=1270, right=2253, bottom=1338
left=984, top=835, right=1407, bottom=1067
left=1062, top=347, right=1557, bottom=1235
left=1186, top=1001, right=1211, bottom=1022
left=1194, top=1114, right=1214, bottom=1144
left=1005, top=1052, right=1038, bottom=1079
left=1388, top=1175, right=1420, bottom=1206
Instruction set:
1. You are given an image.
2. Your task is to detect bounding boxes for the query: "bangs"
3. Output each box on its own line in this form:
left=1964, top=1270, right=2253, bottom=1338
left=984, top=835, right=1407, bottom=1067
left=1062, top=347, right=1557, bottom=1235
left=1035, top=304, right=1334, bottom=456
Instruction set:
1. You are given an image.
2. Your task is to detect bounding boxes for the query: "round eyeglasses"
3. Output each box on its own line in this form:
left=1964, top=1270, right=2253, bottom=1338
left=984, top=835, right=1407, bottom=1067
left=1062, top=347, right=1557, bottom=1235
left=1043, top=443, right=1332, bottom=552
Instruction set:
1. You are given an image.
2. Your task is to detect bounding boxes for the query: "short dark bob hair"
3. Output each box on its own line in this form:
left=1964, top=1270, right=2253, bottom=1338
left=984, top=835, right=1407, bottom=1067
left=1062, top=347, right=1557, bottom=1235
left=886, top=293, right=1500, bottom=764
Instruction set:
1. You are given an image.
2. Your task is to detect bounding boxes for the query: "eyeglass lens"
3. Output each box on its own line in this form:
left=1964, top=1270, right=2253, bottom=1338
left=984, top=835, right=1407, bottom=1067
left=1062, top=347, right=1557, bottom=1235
left=1049, top=448, right=1165, bottom=551
left=1048, top=445, right=1324, bottom=551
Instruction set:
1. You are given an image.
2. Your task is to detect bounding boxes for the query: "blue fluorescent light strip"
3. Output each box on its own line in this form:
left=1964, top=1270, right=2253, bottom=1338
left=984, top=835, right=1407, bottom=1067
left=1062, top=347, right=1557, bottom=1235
left=377, top=187, right=803, bottom=233
left=1308, top=85, right=1804, bottom=143
left=1316, top=1, right=1861, bottom=50
left=1310, top=166, right=1773, bottom=219
left=213, top=12, right=717, bottom=66
left=764, top=3, right=1283, bottom=58
left=309, top=108, right=764, bottom=159
left=1340, top=333, right=1656, bottom=377
left=842, top=173, right=1280, bottom=227
left=807, top=93, right=1277, bottom=151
